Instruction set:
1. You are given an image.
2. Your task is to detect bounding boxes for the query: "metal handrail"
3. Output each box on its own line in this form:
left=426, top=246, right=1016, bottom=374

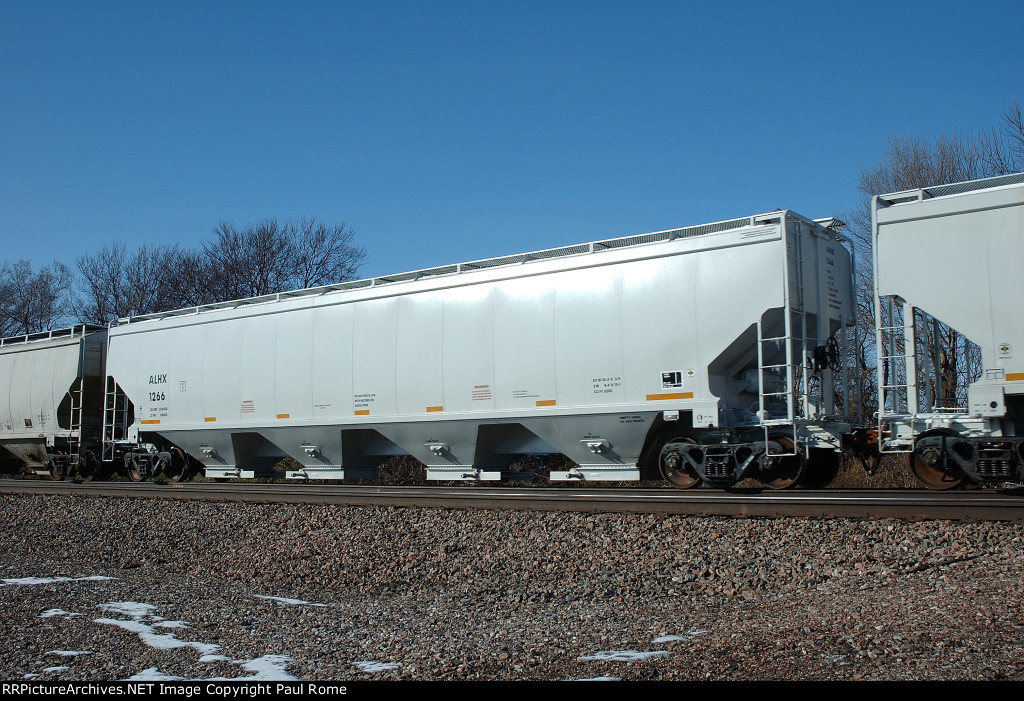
left=0, top=324, right=105, bottom=347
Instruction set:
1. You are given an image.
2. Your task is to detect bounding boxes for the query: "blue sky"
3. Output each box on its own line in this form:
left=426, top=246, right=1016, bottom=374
left=2, top=0, right=1022, bottom=279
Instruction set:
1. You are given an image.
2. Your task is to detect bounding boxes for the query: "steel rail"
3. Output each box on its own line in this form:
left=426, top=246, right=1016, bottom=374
left=2, top=479, right=1023, bottom=522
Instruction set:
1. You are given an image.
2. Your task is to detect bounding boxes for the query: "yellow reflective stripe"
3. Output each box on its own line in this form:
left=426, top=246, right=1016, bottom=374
left=646, top=392, right=694, bottom=401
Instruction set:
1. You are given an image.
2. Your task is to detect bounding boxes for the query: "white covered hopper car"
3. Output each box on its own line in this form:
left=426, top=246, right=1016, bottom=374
left=0, top=325, right=106, bottom=479
left=872, top=172, right=1024, bottom=488
left=96, top=208, right=857, bottom=489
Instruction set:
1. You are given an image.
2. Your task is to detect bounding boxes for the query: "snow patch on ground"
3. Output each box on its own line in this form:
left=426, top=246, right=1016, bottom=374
left=98, top=601, right=157, bottom=618
left=353, top=661, right=400, bottom=673
left=124, top=655, right=299, bottom=683
left=154, top=620, right=189, bottom=629
left=94, top=616, right=220, bottom=655
left=40, top=609, right=81, bottom=619
left=125, top=668, right=184, bottom=681
left=94, top=601, right=220, bottom=656
left=2, top=575, right=115, bottom=586
left=254, top=594, right=327, bottom=607
left=577, top=650, right=671, bottom=663
left=651, top=629, right=709, bottom=644
left=20, top=591, right=299, bottom=682
left=210, top=655, right=300, bottom=681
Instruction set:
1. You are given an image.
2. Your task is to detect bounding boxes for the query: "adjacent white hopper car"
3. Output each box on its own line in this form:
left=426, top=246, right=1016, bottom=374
left=0, top=325, right=106, bottom=479
left=872, top=172, right=1024, bottom=488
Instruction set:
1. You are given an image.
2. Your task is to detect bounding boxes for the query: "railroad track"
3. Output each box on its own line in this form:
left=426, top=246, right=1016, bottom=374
left=2, top=478, right=1023, bottom=522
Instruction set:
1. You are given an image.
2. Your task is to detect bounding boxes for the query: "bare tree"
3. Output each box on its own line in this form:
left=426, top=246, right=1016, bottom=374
left=0, top=261, right=11, bottom=337
left=979, top=97, right=1024, bottom=175
left=0, top=260, right=73, bottom=336
left=290, top=218, right=366, bottom=289
left=201, top=219, right=294, bottom=301
left=202, top=217, right=365, bottom=300
left=68, top=217, right=365, bottom=325
left=75, top=243, right=191, bottom=323
left=166, top=248, right=216, bottom=308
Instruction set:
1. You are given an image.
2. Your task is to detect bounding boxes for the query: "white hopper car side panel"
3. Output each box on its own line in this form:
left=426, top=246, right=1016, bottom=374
left=875, top=178, right=1024, bottom=412
left=355, top=297, right=398, bottom=417
left=173, top=324, right=207, bottom=422
left=871, top=173, right=1024, bottom=484
left=275, top=310, right=314, bottom=421
left=494, top=276, right=557, bottom=411
left=107, top=231, right=786, bottom=422
left=442, top=284, right=495, bottom=413
left=105, top=214, right=852, bottom=479
left=0, top=328, right=105, bottom=468
left=1, top=334, right=87, bottom=438
left=311, top=305, right=354, bottom=418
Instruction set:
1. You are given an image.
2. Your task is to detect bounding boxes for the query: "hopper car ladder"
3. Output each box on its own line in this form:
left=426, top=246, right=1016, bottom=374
left=876, top=297, right=917, bottom=453
left=67, top=377, right=84, bottom=463
left=756, top=225, right=810, bottom=457
left=41, top=378, right=87, bottom=478
left=102, top=377, right=130, bottom=461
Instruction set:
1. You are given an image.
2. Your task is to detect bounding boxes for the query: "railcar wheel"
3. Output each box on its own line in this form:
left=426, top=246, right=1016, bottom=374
left=759, top=436, right=805, bottom=490
left=910, top=430, right=965, bottom=490
left=164, top=447, right=190, bottom=483
left=124, top=453, right=142, bottom=482
left=659, top=437, right=702, bottom=489
left=78, top=450, right=99, bottom=482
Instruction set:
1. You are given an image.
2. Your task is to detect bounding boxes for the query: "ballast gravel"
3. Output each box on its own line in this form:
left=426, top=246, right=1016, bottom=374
left=2, top=492, right=1024, bottom=681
